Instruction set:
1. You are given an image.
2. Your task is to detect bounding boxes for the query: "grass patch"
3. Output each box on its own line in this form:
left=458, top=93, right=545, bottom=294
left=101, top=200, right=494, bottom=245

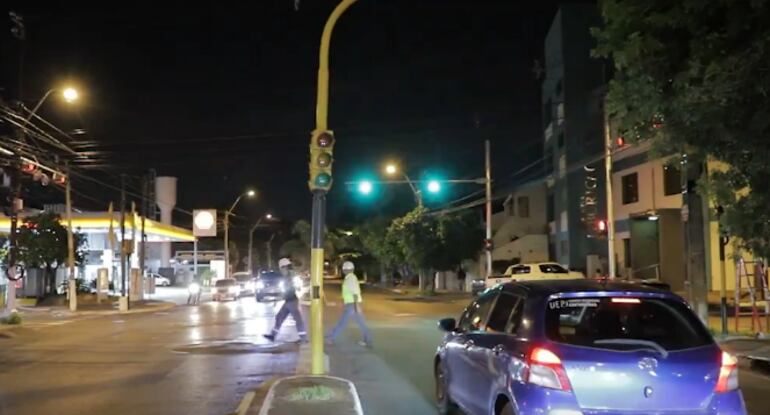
left=1, top=312, right=22, bottom=325
left=285, top=385, right=335, bottom=402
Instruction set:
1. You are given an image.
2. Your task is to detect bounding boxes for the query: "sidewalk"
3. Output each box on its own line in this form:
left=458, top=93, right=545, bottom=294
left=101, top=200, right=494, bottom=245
left=0, top=299, right=175, bottom=332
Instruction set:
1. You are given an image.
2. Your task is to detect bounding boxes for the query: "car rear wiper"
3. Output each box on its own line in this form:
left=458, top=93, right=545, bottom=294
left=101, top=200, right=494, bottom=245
left=594, top=339, right=669, bottom=358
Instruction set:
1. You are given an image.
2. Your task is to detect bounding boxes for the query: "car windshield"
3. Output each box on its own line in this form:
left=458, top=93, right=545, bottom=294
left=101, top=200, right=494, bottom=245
left=545, top=296, right=713, bottom=351
left=259, top=272, right=282, bottom=280
left=215, top=279, right=237, bottom=287
left=233, top=275, right=251, bottom=282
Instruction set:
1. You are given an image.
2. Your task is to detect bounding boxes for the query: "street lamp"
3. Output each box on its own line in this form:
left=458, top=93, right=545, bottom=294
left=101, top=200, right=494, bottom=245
left=24, top=86, right=79, bottom=123
left=358, top=180, right=373, bottom=195
left=248, top=213, right=276, bottom=275
left=224, top=189, right=256, bottom=278
left=383, top=162, right=422, bottom=206
left=426, top=180, right=441, bottom=194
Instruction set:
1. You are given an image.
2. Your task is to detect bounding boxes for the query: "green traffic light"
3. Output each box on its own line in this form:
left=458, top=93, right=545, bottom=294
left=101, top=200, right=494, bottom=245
left=427, top=180, right=441, bottom=193
left=358, top=180, right=373, bottom=195
left=315, top=173, right=332, bottom=188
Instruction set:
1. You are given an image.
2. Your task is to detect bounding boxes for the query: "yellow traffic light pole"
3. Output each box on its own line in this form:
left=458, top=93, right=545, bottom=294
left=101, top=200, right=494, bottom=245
left=309, top=0, right=358, bottom=375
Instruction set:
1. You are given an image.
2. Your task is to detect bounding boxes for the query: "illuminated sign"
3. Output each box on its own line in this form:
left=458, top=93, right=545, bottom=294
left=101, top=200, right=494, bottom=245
left=193, top=209, right=217, bottom=237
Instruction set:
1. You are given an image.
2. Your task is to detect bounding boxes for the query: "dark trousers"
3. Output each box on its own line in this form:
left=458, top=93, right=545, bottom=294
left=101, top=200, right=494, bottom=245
left=271, top=300, right=306, bottom=338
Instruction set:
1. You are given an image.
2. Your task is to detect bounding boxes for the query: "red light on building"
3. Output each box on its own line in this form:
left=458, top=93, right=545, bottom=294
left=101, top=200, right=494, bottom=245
left=616, top=136, right=626, bottom=147
left=21, top=160, right=37, bottom=174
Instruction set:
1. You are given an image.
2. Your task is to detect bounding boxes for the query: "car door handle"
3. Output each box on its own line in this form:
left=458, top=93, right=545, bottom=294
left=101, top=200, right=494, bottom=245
left=464, top=339, right=474, bottom=350
left=492, top=344, right=505, bottom=356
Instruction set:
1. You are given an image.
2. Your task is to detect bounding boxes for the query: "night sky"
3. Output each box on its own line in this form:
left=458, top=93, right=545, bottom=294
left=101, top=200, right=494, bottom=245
left=2, top=1, right=578, bottom=240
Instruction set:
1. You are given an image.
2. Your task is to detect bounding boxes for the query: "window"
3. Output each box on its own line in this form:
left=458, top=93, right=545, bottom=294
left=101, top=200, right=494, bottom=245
left=509, top=265, right=531, bottom=275
left=458, top=292, right=496, bottom=332
left=517, top=196, right=530, bottom=218
left=486, top=293, right=519, bottom=333
left=545, top=297, right=713, bottom=351
left=622, top=238, right=632, bottom=268
left=557, top=132, right=565, bottom=148
left=546, top=193, right=555, bottom=222
left=539, top=263, right=569, bottom=274
left=505, top=198, right=514, bottom=217
left=622, top=173, right=639, bottom=204
left=663, top=165, right=681, bottom=196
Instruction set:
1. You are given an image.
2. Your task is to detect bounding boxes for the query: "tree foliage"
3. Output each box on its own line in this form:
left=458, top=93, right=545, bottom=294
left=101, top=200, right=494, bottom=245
left=593, top=0, right=770, bottom=257
left=16, top=212, right=87, bottom=294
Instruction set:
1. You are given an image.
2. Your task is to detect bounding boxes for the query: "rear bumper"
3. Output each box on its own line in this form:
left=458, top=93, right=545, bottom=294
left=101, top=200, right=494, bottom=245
left=512, top=386, right=745, bottom=415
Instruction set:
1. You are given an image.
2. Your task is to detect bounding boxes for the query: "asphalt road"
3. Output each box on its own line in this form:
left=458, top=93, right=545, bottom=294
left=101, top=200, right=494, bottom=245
left=0, top=288, right=299, bottom=415
left=0, top=285, right=768, bottom=415
left=324, top=284, right=770, bottom=415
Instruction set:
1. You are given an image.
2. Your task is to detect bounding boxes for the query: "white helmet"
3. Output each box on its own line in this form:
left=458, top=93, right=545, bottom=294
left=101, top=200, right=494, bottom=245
left=342, top=261, right=355, bottom=271
left=278, top=258, right=292, bottom=268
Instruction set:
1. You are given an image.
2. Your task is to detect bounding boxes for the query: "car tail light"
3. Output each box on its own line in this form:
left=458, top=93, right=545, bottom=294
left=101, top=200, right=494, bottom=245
left=715, top=351, right=739, bottom=393
left=526, top=347, right=572, bottom=391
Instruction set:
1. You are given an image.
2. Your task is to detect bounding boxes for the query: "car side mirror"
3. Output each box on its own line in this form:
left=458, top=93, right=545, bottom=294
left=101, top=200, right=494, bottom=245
left=438, top=317, right=457, bottom=333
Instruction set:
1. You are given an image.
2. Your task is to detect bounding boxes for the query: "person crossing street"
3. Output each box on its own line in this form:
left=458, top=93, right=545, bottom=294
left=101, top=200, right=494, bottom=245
left=263, top=258, right=307, bottom=342
left=326, top=261, right=372, bottom=347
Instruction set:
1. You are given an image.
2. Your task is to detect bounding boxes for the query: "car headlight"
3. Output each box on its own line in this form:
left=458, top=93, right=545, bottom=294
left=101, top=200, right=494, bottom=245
left=188, top=283, right=200, bottom=294
left=255, top=280, right=265, bottom=290
left=293, top=276, right=302, bottom=288
left=228, top=286, right=239, bottom=294
left=278, top=281, right=285, bottom=291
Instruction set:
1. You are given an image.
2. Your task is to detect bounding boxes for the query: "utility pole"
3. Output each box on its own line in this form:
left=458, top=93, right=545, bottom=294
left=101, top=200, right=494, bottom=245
left=716, top=206, right=729, bottom=335
left=603, top=108, right=617, bottom=278
left=308, top=0, right=358, bottom=375
left=266, top=233, right=276, bottom=270
left=5, top=161, right=22, bottom=313
left=484, top=140, right=493, bottom=277
left=119, top=175, right=127, bottom=308
left=139, top=174, right=148, bottom=300
left=223, top=212, right=230, bottom=277
left=65, top=163, right=77, bottom=311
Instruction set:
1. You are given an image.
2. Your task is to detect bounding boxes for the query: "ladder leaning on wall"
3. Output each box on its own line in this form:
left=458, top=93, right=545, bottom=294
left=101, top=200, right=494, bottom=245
left=734, top=258, right=770, bottom=334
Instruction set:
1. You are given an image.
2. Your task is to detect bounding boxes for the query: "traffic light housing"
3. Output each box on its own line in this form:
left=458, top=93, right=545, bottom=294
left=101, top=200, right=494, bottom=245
left=309, top=130, right=334, bottom=191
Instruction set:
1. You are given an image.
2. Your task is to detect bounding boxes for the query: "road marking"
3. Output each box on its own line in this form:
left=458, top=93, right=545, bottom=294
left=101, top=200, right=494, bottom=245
left=394, top=313, right=416, bottom=317
left=235, top=391, right=256, bottom=415
left=113, top=320, right=125, bottom=323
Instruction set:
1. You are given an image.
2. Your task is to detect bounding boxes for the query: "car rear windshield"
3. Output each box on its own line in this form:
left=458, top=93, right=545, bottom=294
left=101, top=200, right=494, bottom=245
left=545, top=296, right=713, bottom=351
left=215, top=279, right=237, bottom=287
left=259, top=272, right=281, bottom=279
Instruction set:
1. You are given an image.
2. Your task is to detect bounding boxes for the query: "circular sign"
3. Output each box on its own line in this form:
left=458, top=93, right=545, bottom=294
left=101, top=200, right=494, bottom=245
left=194, top=211, right=215, bottom=230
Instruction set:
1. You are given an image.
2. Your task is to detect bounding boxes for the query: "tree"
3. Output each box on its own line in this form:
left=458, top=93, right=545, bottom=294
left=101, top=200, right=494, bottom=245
left=593, top=0, right=770, bottom=258
left=388, top=207, right=441, bottom=291
left=279, top=220, right=348, bottom=271
left=16, top=212, right=87, bottom=295
left=357, top=217, right=402, bottom=283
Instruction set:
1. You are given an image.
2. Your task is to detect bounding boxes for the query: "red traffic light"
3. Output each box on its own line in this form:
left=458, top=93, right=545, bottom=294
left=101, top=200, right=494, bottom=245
left=317, top=131, right=334, bottom=148
left=53, top=173, right=67, bottom=186
left=616, top=136, right=626, bottom=147
left=597, top=219, right=607, bottom=232
left=21, top=160, right=37, bottom=174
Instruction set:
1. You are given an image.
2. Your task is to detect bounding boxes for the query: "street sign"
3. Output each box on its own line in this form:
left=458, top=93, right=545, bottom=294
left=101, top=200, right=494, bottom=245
left=193, top=209, right=217, bottom=237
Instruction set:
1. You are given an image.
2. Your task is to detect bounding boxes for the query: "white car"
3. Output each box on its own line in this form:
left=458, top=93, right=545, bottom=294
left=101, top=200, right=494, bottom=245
left=485, top=262, right=584, bottom=289
left=147, top=273, right=171, bottom=287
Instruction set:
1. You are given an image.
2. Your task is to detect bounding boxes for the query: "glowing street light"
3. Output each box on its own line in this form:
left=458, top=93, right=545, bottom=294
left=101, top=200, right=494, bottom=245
left=62, top=87, right=79, bottom=103
left=384, top=164, right=398, bottom=175
left=246, top=189, right=256, bottom=197
left=266, top=213, right=273, bottom=219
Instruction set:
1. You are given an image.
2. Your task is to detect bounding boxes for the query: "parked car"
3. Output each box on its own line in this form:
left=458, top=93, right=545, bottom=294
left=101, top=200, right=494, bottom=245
left=435, top=279, right=746, bottom=415
left=485, top=262, right=583, bottom=290
left=147, top=273, right=171, bottom=287
left=212, top=278, right=240, bottom=301
left=232, top=272, right=255, bottom=296
left=255, top=271, right=287, bottom=302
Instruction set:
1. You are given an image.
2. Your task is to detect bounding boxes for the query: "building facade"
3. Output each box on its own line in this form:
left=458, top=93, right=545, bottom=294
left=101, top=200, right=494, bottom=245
left=542, top=5, right=608, bottom=273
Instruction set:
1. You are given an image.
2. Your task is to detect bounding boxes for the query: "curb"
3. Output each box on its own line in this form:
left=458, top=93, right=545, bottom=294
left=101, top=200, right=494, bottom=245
left=75, top=301, right=176, bottom=316
left=257, top=375, right=363, bottom=415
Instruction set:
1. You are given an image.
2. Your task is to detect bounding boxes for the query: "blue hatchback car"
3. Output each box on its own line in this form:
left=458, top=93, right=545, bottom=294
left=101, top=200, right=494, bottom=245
left=435, top=280, right=746, bottom=415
